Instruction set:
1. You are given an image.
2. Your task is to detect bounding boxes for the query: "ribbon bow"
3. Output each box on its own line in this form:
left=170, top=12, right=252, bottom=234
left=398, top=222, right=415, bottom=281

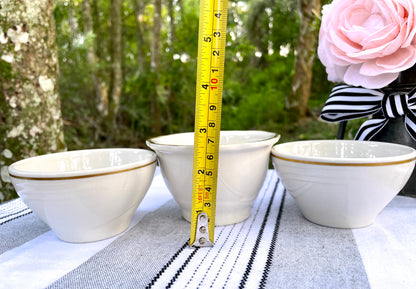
left=320, top=84, right=416, bottom=141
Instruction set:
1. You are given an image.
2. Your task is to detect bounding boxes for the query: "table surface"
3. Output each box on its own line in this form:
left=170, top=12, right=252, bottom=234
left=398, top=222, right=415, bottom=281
left=1, top=168, right=416, bottom=289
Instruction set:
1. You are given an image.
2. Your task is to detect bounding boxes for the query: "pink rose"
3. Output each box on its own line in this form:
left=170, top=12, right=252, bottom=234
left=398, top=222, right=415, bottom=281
left=318, top=0, right=416, bottom=89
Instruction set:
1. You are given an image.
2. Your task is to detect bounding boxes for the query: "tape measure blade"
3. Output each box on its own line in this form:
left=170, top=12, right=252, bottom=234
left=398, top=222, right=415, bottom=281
left=190, top=0, right=228, bottom=247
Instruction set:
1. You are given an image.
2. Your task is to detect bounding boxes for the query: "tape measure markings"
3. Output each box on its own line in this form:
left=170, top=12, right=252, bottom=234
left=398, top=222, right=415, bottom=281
left=190, top=0, right=228, bottom=247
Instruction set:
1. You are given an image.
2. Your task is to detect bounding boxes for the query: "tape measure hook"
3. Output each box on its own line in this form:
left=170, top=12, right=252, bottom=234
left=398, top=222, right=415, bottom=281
left=190, top=212, right=214, bottom=247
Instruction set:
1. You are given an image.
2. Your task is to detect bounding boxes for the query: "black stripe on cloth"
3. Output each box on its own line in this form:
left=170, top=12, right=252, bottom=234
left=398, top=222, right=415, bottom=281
left=0, top=204, right=49, bottom=255
left=185, top=226, right=231, bottom=288
left=0, top=199, right=33, bottom=225
left=46, top=199, right=193, bottom=289
left=239, top=179, right=279, bottom=288
left=45, top=172, right=278, bottom=289
left=181, top=186, right=270, bottom=288
left=0, top=210, right=32, bottom=225
left=259, top=189, right=287, bottom=289
left=209, top=224, right=245, bottom=286
left=0, top=207, right=32, bottom=223
left=221, top=174, right=278, bottom=288
left=145, top=241, right=195, bottom=289
left=147, top=171, right=279, bottom=289
left=166, top=247, right=201, bottom=289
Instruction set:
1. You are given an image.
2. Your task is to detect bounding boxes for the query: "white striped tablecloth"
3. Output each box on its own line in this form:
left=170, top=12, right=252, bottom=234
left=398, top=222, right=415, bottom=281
left=1, top=168, right=415, bottom=289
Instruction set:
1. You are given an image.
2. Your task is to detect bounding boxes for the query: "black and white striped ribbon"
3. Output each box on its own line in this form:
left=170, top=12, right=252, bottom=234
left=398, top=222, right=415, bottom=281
left=320, top=84, right=416, bottom=141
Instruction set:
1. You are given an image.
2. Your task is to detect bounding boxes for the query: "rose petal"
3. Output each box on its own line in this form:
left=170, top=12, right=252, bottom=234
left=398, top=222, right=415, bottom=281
left=344, top=64, right=399, bottom=88
left=375, top=0, right=398, bottom=23
left=359, top=48, right=416, bottom=76
left=340, top=9, right=374, bottom=45
left=330, top=44, right=363, bottom=64
left=333, top=65, right=349, bottom=82
left=329, top=25, right=361, bottom=54
left=376, top=46, right=416, bottom=70
left=317, top=39, right=330, bottom=67
left=317, top=0, right=416, bottom=88
left=402, top=1, right=416, bottom=46
left=348, top=25, right=407, bottom=59
left=361, top=23, right=399, bottom=50
left=381, top=22, right=409, bottom=54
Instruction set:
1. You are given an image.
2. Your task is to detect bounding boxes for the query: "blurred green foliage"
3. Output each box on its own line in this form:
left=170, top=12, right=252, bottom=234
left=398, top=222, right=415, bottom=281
left=52, top=0, right=339, bottom=151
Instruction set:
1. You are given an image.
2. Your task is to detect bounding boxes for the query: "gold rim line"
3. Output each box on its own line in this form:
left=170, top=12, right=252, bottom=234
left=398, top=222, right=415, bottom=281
left=9, top=159, right=157, bottom=181
left=271, top=154, right=416, bottom=167
left=147, top=132, right=279, bottom=147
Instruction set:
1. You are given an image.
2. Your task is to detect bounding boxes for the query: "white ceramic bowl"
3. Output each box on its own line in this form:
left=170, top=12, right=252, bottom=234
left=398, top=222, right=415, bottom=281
left=146, top=130, right=280, bottom=225
left=271, top=140, right=416, bottom=228
left=8, top=148, right=157, bottom=242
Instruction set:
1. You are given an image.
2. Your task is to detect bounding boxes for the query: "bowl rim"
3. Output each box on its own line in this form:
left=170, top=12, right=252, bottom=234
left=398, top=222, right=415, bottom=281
left=146, top=130, right=280, bottom=150
left=271, top=140, right=416, bottom=166
left=8, top=148, right=157, bottom=180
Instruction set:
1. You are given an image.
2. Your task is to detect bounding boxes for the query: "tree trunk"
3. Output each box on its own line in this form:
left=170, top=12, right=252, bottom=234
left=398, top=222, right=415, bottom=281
left=81, top=0, right=108, bottom=119
left=150, top=0, right=162, bottom=135
left=166, top=0, right=176, bottom=133
left=68, top=4, right=79, bottom=41
left=92, top=0, right=104, bottom=60
left=135, top=0, right=146, bottom=72
left=108, top=0, right=123, bottom=127
left=0, top=0, right=67, bottom=202
left=177, top=0, right=184, bottom=21
left=286, top=0, right=321, bottom=120
left=167, top=0, right=176, bottom=47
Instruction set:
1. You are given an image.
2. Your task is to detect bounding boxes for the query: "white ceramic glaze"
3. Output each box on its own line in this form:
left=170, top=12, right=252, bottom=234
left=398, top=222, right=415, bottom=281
left=8, top=148, right=157, bottom=242
left=271, top=140, right=416, bottom=228
left=146, top=130, right=280, bottom=225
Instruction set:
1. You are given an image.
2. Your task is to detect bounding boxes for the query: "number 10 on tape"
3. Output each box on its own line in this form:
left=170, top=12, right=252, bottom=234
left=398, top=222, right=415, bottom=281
left=189, top=0, right=228, bottom=247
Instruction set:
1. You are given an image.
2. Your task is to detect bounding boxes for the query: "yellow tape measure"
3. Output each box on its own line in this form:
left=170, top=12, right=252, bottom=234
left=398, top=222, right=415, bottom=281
left=190, top=0, right=228, bottom=247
